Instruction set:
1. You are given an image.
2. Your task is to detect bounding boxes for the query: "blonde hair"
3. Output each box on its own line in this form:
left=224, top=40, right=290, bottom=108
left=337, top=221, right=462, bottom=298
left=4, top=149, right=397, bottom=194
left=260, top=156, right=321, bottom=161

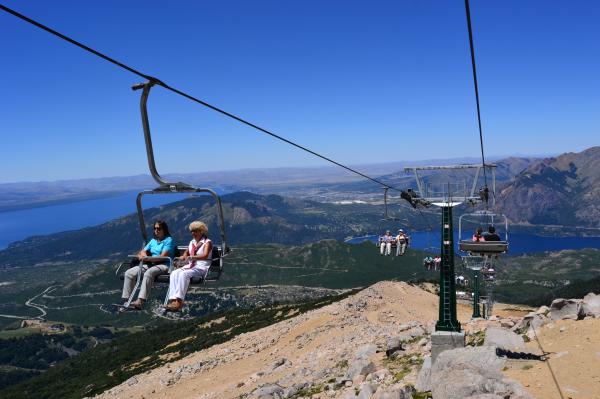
left=189, top=221, right=208, bottom=235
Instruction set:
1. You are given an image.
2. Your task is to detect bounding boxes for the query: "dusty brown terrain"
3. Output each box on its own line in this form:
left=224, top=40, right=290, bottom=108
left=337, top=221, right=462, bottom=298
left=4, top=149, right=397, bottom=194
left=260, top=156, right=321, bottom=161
left=94, top=282, right=598, bottom=399
left=504, top=317, right=600, bottom=399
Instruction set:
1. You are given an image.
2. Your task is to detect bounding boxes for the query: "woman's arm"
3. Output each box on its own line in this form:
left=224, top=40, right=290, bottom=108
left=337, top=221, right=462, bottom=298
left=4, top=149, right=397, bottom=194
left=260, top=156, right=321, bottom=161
left=179, top=249, right=189, bottom=260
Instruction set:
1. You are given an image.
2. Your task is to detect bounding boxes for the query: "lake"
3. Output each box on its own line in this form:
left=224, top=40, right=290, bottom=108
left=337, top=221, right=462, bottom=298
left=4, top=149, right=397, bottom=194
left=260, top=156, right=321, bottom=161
left=2, top=194, right=600, bottom=254
left=0, top=191, right=191, bottom=250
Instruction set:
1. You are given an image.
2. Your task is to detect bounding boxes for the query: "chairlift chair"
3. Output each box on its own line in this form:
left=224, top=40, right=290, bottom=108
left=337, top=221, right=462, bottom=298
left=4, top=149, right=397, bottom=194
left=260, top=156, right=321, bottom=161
left=458, top=211, right=509, bottom=256
left=117, top=81, right=230, bottom=310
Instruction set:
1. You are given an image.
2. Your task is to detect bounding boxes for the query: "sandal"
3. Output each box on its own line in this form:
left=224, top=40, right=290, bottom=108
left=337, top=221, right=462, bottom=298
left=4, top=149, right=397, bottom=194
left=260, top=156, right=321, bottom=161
left=129, top=299, right=144, bottom=310
left=165, top=300, right=183, bottom=312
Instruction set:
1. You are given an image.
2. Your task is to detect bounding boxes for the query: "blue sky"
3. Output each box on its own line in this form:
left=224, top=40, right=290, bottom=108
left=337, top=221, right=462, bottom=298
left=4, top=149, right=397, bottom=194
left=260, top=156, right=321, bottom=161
left=1, top=0, right=598, bottom=183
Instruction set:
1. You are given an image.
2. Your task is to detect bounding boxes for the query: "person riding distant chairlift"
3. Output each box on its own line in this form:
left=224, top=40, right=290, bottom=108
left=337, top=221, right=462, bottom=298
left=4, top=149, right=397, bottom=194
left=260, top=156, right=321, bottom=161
left=396, top=229, right=408, bottom=256
left=483, top=225, right=501, bottom=241
left=433, top=255, right=441, bottom=271
left=165, top=221, right=213, bottom=312
left=472, top=227, right=484, bottom=242
left=121, top=220, right=177, bottom=310
left=423, top=256, right=434, bottom=270
left=380, top=230, right=394, bottom=256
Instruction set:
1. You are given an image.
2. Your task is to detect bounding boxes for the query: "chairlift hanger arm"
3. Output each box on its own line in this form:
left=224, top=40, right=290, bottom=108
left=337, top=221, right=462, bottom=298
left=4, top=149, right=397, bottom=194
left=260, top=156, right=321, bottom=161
left=132, top=81, right=192, bottom=190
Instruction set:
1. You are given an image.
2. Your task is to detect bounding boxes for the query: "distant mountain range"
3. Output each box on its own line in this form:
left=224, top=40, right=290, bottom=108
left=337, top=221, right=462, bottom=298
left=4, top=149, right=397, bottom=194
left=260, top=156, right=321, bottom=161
left=496, top=146, right=600, bottom=228
left=0, top=155, right=535, bottom=212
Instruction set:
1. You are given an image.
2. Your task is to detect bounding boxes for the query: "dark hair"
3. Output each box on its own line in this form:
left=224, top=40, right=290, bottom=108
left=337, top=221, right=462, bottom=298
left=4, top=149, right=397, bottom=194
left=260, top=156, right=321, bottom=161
left=475, top=227, right=483, bottom=235
left=153, top=220, right=171, bottom=238
left=488, top=225, right=496, bottom=233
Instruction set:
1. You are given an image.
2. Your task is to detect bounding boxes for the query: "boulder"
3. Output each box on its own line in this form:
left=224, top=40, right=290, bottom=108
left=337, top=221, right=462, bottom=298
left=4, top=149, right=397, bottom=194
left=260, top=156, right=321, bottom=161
left=535, top=305, right=550, bottom=315
left=347, top=358, right=377, bottom=379
left=358, top=382, right=378, bottom=399
left=372, top=384, right=416, bottom=399
left=549, top=298, right=583, bottom=320
left=582, top=293, right=600, bottom=317
left=386, top=337, right=404, bottom=357
left=415, top=356, right=431, bottom=392
left=512, top=312, right=548, bottom=333
left=356, top=344, right=378, bottom=359
left=252, top=383, right=284, bottom=399
left=484, top=327, right=525, bottom=350
left=430, top=346, right=532, bottom=399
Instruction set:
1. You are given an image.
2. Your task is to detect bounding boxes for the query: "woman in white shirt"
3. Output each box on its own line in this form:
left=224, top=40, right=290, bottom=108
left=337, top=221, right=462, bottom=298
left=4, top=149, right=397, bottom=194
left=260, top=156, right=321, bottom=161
left=165, top=221, right=213, bottom=311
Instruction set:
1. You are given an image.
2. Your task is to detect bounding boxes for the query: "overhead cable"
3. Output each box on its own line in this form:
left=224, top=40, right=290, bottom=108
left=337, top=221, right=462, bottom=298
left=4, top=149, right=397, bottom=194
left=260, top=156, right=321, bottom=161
left=0, top=3, right=402, bottom=192
left=464, top=0, right=489, bottom=188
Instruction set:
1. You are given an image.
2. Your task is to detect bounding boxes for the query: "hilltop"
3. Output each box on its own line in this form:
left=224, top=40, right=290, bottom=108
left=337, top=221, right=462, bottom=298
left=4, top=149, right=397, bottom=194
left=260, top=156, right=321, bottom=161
left=86, top=281, right=599, bottom=399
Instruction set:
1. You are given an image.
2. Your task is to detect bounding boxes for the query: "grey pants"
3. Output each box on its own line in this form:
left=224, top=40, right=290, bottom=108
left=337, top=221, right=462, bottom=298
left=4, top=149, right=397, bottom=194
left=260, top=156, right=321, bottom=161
left=396, top=242, right=407, bottom=256
left=122, top=263, right=169, bottom=300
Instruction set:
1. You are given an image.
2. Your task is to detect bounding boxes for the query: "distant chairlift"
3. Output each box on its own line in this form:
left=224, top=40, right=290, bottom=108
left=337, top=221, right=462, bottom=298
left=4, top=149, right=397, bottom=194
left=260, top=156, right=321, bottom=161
left=377, top=187, right=409, bottom=255
left=117, top=80, right=230, bottom=310
left=458, top=211, right=509, bottom=256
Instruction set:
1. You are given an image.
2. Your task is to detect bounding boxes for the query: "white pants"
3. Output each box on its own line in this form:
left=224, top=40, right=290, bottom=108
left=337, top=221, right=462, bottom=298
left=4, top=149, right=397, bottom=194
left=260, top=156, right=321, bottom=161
left=168, top=267, right=207, bottom=301
left=396, top=242, right=406, bottom=256
left=380, top=242, right=391, bottom=255
left=122, top=263, right=169, bottom=300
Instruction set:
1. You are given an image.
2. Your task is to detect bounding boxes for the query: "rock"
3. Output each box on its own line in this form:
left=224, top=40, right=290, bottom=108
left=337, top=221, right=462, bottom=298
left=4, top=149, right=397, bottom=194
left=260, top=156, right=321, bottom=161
left=386, top=337, right=404, bottom=357
left=358, top=382, right=378, bottom=399
left=340, top=389, right=359, bottom=399
left=283, top=382, right=308, bottom=398
left=270, top=357, right=287, bottom=371
left=372, top=385, right=416, bottom=399
left=484, top=327, right=525, bottom=350
left=513, top=312, right=548, bottom=333
left=356, top=344, right=378, bottom=359
left=536, top=305, right=550, bottom=315
left=347, top=359, right=377, bottom=379
left=415, top=356, right=431, bottom=392
left=252, top=383, right=284, bottom=399
left=353, top=374, right=365, bottom=386
left=500, top=320, right=515, bottom=329
left=125, top=377, right=138, bottom=386
left=430, top=346, right=532, bottom=399
left=345, top=380, right=353, bottom=388
left=373, top=369, right=392, bottom=382
left=582, top=293, right=600, bottom=317
left=549, top=298, right=583, bottom=320
left=417, top=338, right=427, bottom=347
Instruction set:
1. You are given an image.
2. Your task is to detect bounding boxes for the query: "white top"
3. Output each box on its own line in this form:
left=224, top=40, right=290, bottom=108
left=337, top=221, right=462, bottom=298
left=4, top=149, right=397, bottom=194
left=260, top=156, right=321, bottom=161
left=186, top=237, right=212, bottom=270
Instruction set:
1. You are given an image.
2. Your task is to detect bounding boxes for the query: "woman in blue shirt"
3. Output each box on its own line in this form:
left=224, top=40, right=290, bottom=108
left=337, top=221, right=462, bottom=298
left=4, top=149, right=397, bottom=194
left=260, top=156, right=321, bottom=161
left=121, top=220, right=176, bottom=310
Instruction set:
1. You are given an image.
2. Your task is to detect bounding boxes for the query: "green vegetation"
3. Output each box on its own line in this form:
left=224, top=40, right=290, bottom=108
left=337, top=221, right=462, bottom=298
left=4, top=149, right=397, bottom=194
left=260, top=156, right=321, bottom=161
left=383, top=353, right=424, bottom=383
left=494, top=249, right=600, bottom=306
left=466, top=330, right=485, bottom=346
left=0, top=291, right=356, bottom=399
left=412, top=391, right=432, bottom=399
left=293, top=382, right=325, bottom=398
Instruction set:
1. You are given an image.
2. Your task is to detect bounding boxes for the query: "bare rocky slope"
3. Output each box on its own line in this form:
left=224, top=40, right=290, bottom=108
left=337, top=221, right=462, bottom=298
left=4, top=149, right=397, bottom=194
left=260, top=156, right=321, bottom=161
left=496, top=146, right=600, bottom=229
left=93, top=282, right=600, bottom=399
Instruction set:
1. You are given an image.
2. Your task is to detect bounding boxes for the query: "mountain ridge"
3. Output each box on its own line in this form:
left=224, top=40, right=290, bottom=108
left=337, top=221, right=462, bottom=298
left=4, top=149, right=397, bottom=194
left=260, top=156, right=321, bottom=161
left=496, top=146, right=600, bottom=227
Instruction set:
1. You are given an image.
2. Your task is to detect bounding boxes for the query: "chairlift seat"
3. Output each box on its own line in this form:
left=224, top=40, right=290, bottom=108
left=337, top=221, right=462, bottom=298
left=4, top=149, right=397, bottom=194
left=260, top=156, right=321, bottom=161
left=459, top=240, right=508, bottom=254
left=119, top=246, right=226, bottom=285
